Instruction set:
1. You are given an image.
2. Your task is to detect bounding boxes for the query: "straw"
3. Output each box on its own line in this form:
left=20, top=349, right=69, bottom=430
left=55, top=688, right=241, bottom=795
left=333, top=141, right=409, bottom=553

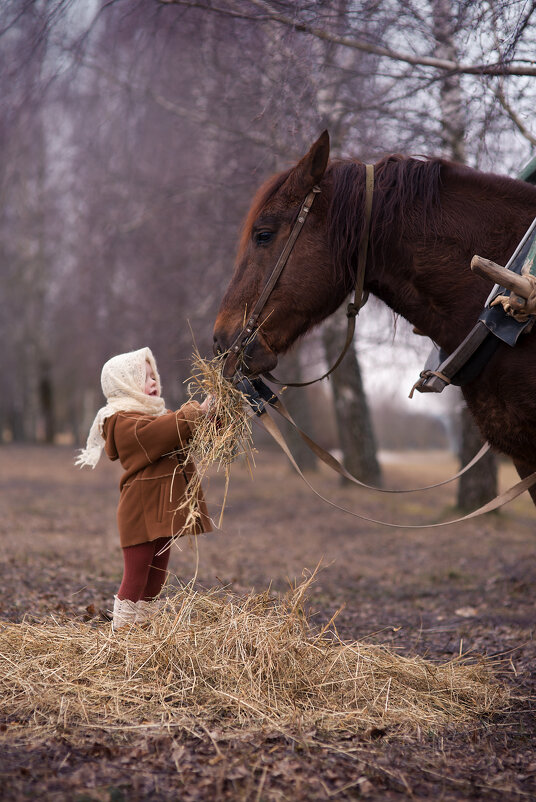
left=0, top=573, right=508, bottom=745
left=170, top=350, right=254, bottom=536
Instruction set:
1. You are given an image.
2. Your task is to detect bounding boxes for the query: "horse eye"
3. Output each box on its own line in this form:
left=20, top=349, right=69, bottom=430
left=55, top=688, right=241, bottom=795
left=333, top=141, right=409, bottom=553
left=255, top=230, right=274, bottom=245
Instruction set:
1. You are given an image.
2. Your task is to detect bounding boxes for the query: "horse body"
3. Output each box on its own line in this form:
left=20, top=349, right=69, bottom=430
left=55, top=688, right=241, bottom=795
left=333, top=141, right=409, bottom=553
left=214, top=132, right=536, bottom=481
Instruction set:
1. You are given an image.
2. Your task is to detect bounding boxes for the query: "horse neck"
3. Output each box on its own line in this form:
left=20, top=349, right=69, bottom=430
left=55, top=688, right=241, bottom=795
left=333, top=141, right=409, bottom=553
left=349, top=159, right=536, bottom=352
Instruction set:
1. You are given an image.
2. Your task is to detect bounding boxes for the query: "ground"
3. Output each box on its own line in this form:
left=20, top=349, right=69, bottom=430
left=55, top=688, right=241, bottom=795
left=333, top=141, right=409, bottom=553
left=0, top=443, right=535, bottom=801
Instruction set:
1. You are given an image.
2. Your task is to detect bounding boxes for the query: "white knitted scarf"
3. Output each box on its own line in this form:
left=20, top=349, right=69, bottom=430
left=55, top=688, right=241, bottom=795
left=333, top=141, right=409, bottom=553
left=76, top=347, right=167, bottom=469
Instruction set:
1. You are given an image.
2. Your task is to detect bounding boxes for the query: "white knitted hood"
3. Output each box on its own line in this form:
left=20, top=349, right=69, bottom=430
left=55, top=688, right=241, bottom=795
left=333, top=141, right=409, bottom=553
left=75, top=347, right=167, bottom=468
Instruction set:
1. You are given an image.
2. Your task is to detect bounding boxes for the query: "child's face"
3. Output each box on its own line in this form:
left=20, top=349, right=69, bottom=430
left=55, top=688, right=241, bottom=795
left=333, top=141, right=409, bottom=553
left=144, top=361, right=159, bottom=397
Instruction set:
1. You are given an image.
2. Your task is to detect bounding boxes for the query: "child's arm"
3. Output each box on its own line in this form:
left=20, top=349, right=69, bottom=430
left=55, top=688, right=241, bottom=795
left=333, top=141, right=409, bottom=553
left=115, top=402, right=204, bottom=469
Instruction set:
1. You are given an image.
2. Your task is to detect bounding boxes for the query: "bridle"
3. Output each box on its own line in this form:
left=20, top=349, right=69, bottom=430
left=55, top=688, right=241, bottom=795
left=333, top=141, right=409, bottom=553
left=226, top=185, right=320, bottom=359
left=224, top=163, right=375, bottom=387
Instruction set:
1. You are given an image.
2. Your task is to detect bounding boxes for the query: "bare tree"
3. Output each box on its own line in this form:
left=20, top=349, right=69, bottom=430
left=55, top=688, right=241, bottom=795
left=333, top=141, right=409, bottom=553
left=158, top=0, right=536, bottom=76
left=0, top=2, right=60, bottom=441
left=428, top=0, right=498, bottom=509
left=156, top=0, right=536, bottom=164
left=2, top=0, right=535, bottom=449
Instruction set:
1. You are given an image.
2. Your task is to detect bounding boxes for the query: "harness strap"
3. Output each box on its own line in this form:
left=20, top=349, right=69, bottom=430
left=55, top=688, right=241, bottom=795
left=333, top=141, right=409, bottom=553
left=255, top=408, right=536, bottom=529
left=409, top=320, right=491, bottom=397
left=265, top=163, right=375, bottom=388
left=270, top=393, right=490, bottom=492
left=263, top=303, right=358, bottom=387
left=228, top=186, right=320, bottom=357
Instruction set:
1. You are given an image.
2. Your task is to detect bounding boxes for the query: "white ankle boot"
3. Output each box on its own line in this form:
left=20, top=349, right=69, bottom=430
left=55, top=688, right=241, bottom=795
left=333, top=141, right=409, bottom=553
left=135, top=598, right=164, bottom=624
left=112, top=595, right=138, bottom=631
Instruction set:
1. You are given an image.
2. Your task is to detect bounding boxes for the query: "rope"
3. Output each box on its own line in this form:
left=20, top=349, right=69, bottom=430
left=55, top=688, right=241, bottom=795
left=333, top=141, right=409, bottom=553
left=490, top=274, right=536, bottom=322
left=255, top=409, right=536, bottom=530
left=271, top=394, right=490, bottom=493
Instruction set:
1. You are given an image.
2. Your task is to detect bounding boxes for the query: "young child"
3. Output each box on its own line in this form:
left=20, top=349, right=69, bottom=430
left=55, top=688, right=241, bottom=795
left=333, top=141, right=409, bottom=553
left=76, top=347, right=212, bottom=630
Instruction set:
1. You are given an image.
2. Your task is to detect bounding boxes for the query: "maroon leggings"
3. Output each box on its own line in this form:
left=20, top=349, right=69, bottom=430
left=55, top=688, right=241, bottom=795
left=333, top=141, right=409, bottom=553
left=117, top=537, right=171, bottom=602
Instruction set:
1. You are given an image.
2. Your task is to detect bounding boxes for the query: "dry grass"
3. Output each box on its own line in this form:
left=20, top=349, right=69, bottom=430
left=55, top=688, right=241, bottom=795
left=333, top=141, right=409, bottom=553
left=171, top=352, right=254, bottom=535
left=185, top=351, right=254, bottom=469
left=0, top=572, right=508, bottom=745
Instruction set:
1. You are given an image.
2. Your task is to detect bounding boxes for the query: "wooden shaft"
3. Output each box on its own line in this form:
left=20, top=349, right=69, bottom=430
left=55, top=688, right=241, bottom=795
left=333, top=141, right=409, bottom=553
left=471, top=254, right=534, bottom=299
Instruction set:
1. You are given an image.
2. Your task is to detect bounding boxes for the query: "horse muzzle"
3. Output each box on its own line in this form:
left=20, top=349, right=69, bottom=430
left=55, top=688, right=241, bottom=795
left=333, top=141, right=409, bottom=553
left=213, top=326, right=278, bottom=379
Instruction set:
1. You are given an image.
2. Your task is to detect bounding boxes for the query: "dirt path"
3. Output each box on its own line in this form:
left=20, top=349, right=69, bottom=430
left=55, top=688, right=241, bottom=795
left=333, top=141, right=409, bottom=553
left=0, top=444, right=534, bottom=800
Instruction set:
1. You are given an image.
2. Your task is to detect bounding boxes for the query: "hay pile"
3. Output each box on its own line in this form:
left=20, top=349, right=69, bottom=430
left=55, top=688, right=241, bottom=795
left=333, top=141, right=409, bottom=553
left=172, top=352, right=254, bottom=535
left=0, top=576, right=507, bottom=741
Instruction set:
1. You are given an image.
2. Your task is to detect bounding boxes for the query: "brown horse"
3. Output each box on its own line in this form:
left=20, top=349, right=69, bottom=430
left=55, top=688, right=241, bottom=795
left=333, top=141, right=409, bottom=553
left=213, top=131, right=536, bottom=492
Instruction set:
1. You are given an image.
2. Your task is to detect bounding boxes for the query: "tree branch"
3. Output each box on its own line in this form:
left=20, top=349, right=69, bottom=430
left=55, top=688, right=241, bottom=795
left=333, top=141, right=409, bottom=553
left=157, top=0, right=536, bottom=77
left=493, top=83, right=536, bottom=148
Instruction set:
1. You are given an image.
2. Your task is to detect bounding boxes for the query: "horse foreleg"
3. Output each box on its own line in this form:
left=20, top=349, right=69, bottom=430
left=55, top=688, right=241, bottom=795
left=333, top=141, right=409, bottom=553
left=513, top=458, right=536, bottom=507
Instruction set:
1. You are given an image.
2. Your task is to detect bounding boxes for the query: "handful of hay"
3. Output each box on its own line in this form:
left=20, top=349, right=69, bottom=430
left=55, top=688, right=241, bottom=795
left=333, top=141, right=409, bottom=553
left=0, top=574, right=508, bottom=743
left=186, top=351, right=254, bottom=468
left=171, top=352, right=255, bottom=535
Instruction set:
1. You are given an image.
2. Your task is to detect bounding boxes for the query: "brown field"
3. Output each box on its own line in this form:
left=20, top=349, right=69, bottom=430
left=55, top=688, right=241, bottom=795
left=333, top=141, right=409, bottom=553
left=0, top=443, right=535, bottom=801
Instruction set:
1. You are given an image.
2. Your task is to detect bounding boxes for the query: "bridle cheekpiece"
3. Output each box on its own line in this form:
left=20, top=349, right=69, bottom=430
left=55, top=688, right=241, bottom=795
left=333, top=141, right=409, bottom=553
left=227, top=185, right=321, bottom=361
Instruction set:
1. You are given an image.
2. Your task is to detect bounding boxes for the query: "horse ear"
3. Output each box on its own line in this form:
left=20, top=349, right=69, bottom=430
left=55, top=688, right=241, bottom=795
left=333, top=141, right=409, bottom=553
left=290, top=130, right=330, bottom=192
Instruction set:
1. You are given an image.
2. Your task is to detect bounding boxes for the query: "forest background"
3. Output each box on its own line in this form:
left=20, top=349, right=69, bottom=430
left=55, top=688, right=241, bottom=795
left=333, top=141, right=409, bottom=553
left=1, top=0, right=536, bottom=505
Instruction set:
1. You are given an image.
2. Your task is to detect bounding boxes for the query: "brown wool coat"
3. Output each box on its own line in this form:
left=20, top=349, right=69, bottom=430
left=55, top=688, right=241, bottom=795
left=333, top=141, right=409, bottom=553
left=102, top=403, right=212, bottom=548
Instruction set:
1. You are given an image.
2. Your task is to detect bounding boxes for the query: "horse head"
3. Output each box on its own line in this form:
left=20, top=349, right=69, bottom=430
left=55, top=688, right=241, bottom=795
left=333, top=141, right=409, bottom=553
left=214, top=131, right=347, bottom=378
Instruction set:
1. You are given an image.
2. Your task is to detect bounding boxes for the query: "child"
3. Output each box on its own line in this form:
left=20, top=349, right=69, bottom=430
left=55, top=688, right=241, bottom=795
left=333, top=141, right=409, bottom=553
left=76, top=347, right=212, bottom=630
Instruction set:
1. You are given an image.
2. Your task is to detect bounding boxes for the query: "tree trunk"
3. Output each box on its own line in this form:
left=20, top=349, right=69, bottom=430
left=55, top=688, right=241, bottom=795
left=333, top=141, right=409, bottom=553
left=8, top=407, right=26, bottom=443
left=322, top=314, right=382, bottom=485
left=432, top=0, right=466, bottom=163
left=456, top=405, right=498, bottom=511
left=433, top=0, right=497, bottom=509
left=275, top=347, right=318, bottom=472
left=38, top=361, right=56, bottom=444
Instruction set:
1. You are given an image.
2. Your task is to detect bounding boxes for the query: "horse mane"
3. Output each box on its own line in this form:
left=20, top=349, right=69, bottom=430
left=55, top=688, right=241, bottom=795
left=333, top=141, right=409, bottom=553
left=238, top=152, right=536, bottom=294
left=239, top=154, right=447, bottom=279
left=327, top=155, right=445, bottom=290
left=328, top=154, right=536, bottom=292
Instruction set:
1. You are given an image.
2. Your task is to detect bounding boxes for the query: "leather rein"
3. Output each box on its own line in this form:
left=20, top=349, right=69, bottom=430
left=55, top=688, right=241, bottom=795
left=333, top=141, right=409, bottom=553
left=227, top=164, right=375, bottom=387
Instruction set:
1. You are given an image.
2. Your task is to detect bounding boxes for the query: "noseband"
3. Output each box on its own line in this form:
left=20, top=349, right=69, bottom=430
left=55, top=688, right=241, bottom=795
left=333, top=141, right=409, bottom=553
left=226, top=163, right=375, bottom=386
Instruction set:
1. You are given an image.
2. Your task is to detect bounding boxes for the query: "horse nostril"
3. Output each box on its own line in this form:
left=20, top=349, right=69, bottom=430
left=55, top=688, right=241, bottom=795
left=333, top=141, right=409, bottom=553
left=213, top=338, right=223, bottom=357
